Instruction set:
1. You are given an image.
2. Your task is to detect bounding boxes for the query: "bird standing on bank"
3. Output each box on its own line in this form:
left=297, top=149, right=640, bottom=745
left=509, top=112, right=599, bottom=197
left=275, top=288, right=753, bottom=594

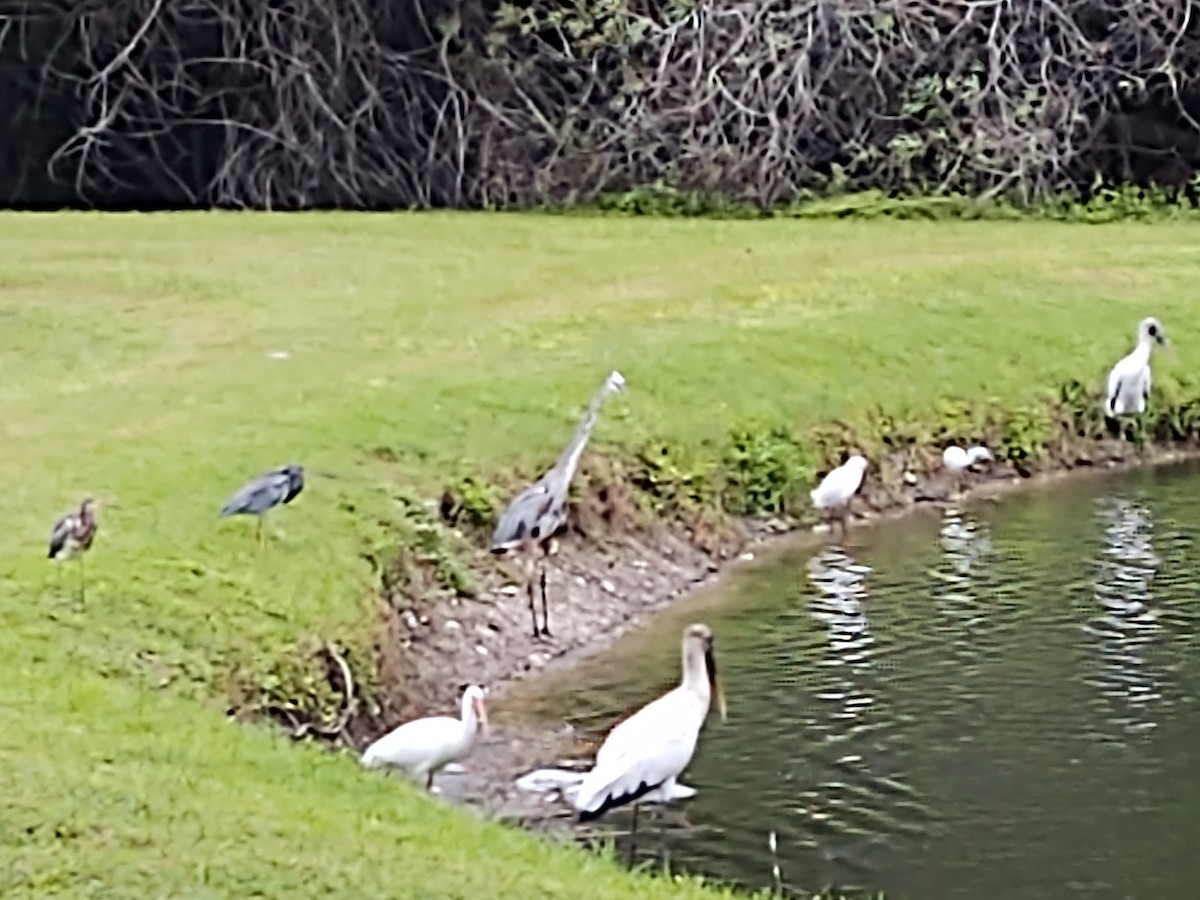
left=942, top=444, right=993, bottom=497
left=490, top=370, right=626, bottom=639
left=219, top=464, right=305, bottom=548
left=361, top=685, right=489, bottom=792
left=811, top=455, right=868, bottom=539
left=572, top=623, right=726, bottom=825
left=1106, top=316, right=1169, bottom=420
left=48, top=496, right=106, bottom=602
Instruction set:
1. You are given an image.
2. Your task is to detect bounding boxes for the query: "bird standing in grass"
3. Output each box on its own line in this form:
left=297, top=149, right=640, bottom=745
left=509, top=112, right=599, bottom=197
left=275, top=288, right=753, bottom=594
left=361, top=685, right=489, bottom=792
left=811, top=455, right=868, bottom=539
left=1106, top=316, right=1169, bottom=421
left=219, top=464, right=305, bottom=548
left=48, top=496, right=103, bottom=602
left=942, top=444, right=993, bottom=498
left=491, top=370, right=626, bottom=639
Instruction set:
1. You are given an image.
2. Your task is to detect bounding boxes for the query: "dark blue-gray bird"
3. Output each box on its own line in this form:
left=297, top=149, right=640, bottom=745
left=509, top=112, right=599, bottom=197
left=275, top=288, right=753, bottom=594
left=219, top=464, right=305, bottom=547
left=491, top=370, right=626, bottom=639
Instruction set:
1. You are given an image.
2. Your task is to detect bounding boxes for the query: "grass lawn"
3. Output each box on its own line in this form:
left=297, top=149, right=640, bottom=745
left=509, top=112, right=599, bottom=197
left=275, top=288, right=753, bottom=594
left=1, top=210, right=1198, bottom=896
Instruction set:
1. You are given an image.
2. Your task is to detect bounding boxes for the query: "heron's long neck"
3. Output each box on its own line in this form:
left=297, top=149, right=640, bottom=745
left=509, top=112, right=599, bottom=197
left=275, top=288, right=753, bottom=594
left=680, top=642, right=710, bottom=699
left=551, top=387, right=610, bottom=486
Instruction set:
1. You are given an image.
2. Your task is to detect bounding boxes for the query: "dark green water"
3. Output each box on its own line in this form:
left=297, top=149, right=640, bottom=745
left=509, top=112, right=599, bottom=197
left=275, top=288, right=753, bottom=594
left=526, top=463, right=1200, bottom=899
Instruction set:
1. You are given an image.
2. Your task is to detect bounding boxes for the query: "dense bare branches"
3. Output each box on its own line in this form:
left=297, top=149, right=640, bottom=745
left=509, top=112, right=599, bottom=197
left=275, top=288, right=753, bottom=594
left=3, top=0, right=1200, bottom=208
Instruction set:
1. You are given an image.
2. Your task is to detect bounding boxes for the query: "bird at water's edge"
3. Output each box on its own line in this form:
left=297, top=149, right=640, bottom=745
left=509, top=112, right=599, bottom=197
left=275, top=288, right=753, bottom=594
left=811, top=455, right=868, bottom=539
left=572, top=622, right=726, bottom=824
left=219, top=464, right=305, bottom=548
left=48, top=496, right=104, bottom=602
left=361, top=685, right=488, bottom=792
left=1106, top=316, right=1169, bottom=420
left=490, top=370, right=626, bottom=639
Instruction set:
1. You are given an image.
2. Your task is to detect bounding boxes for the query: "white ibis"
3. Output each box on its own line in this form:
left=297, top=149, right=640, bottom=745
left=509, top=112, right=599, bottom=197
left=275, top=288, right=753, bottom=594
left=1106, top=316, right=1168, bottom=419
left=361, top=685, right=488, bottom=791
left=942, top=444, right=993, bottom=497
left=48, top=496, right=106, bottom=602
left=810, top=455, right=868, bottom=538
left=572, top=623, right=726, bottom=824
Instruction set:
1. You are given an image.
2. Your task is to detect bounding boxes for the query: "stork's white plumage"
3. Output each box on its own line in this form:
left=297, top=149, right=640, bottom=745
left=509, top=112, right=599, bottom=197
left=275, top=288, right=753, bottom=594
left=811, top=455, right=868, bottom=536
left=572, top=623, right=725, bottom=822
left=942, top=445, right=993, bottom=473
left=1106, top=316, right=1168, bottom=418
left=361, top=685, right=488, bottom=791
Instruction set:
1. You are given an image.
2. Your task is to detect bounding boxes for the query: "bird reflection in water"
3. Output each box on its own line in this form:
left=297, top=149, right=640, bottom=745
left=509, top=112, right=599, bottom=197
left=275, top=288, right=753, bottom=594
left=931, top=507, right=996, bottom=683
left=790, top=546, right=926, bottom=892
left=1084, top=496, right=1166, bottom=741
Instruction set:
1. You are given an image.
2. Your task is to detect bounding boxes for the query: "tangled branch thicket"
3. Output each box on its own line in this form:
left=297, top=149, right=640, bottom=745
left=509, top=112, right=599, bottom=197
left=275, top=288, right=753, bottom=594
left=4, top=0, right=1200, bottom=209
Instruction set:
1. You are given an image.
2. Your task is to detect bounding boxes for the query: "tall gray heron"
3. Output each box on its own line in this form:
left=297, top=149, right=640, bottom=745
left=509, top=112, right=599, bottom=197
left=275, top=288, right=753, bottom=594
left=48, top=496, right=108, bottom=602
left=491, top=370, right=626, bottom=639
left=219, top=464, right=305, bottom=548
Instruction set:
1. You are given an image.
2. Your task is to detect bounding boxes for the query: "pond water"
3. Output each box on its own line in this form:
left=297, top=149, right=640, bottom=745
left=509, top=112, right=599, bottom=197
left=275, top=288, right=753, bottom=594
left=513, top=463, right=1200, bottom=900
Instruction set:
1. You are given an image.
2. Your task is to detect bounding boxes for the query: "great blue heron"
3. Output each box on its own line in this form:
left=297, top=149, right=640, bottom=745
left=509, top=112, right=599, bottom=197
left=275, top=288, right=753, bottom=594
left=48, top=496, right=107, bottom=601
left=1106, top=316, right=1169, bottom=421
left=219, top=464, right=305, bottom=548
left=491, top=370, right=626, bottom=639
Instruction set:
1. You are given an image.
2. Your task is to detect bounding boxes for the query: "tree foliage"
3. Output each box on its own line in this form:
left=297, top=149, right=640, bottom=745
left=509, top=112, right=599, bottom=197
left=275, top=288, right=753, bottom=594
left=3, top=0, right=1200, bottom=209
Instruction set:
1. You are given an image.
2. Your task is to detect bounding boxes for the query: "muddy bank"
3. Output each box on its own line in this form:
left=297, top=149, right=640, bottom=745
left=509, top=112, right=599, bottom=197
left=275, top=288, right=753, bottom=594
left=355, top=424, right=1200, bottom=825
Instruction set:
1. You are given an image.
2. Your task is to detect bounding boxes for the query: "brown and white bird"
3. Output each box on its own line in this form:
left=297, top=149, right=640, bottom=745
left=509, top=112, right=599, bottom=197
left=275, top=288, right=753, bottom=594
left=48, top=496, right=103, bottom=601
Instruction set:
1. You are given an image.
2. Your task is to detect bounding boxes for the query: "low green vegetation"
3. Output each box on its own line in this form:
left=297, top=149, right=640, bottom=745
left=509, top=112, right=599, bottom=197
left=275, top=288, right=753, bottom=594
left=3, top=210, right=1200, bottom=896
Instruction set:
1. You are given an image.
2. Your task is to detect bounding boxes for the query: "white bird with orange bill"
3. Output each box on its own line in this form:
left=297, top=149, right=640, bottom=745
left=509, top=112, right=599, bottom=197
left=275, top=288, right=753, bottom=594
left=361, top=684, right=488, bottom=792
left=570, top=623, right=726, bottom=824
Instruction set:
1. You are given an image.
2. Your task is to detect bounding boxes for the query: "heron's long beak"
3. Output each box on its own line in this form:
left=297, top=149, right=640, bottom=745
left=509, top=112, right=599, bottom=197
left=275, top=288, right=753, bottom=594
left=473, top=696, right=490, bottom=736
left=705, top=647, right=727, bottom=722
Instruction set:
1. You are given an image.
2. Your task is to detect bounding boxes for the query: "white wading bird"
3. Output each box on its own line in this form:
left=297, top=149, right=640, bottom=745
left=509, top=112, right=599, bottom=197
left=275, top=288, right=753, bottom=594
left=942, top=444, right=993, bottom=497
left=1106, top=316, right=1169, bottom=419
left=571, top=623, right=726, bottom=825
left=361, top=685, right=488, bottom=792
left=810, top=455, right=868, bottom=538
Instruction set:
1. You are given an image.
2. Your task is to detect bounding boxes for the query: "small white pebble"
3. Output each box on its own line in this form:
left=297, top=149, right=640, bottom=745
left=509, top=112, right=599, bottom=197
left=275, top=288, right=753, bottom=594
left=474, top=645, right=488, bottom=656
left=739, top=551, right=755, bottom=562
left=268, top=350, right=290, bottom=360
left=499, top=585, right=519, bottom=596
left=903, top=471, right=918, bottom=485
left=600, top=579, right=616, bottom=594
left=444, top=620, right=461, bottom=631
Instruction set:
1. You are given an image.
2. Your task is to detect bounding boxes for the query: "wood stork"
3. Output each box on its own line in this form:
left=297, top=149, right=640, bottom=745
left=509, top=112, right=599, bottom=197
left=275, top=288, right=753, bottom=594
left=942, top=444, right=993, bottom=497
left=811, top=455, right=868, bottom=538
left=572, top=623, right=726, bottom=823
left=1106, top=316, right=1168, bottom=420
left=361, top=685, right=488, bottom=791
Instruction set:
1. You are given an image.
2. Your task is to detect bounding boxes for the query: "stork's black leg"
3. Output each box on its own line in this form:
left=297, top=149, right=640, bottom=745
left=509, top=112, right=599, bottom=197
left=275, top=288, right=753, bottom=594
left=79, top=557, right=86, bottom=605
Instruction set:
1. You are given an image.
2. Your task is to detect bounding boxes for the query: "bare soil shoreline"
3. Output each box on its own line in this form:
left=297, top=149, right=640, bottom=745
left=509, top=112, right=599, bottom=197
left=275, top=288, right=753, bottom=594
left=357, top=436, right=1200, bottom=826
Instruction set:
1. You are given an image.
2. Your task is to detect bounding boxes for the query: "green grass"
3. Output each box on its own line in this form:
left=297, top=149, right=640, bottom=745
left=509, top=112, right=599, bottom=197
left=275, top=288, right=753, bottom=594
left=2, top=210, right=1198, bottom=896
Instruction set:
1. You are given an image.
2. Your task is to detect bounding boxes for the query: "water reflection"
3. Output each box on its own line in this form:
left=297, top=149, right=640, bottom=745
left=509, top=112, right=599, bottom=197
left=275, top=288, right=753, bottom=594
left=792, top=546, right=929, bottom=890
left=1084, top=496, right=1167, bottom=741
left=931, top=508, right=996, bottom=686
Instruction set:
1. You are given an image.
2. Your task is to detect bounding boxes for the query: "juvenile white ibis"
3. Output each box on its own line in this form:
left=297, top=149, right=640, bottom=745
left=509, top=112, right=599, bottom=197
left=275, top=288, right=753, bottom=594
left=361, top=685, right=488, bottom=792
left=810, top=455, right=868, bottom=538
left=1106, top=316, right=1169, bottom=419
left=572, top=623, right=726, bottom=823
left=942, top=444, right=993, bottom=497
left=48, top=496, right=106, bottom=601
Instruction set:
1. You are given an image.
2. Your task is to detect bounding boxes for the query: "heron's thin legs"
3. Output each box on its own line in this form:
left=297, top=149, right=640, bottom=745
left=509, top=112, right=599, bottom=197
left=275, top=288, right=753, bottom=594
left=256, top=517, right=265, bottom=550
left=425, top=771, right=434, bottom=791
left=539, top=565, right=551, bottom=637
left=526, top=570, right=540, bottom=639
left=78, top=556, right=86, bottom=604
left=628, top=803, right=640, bottom=867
